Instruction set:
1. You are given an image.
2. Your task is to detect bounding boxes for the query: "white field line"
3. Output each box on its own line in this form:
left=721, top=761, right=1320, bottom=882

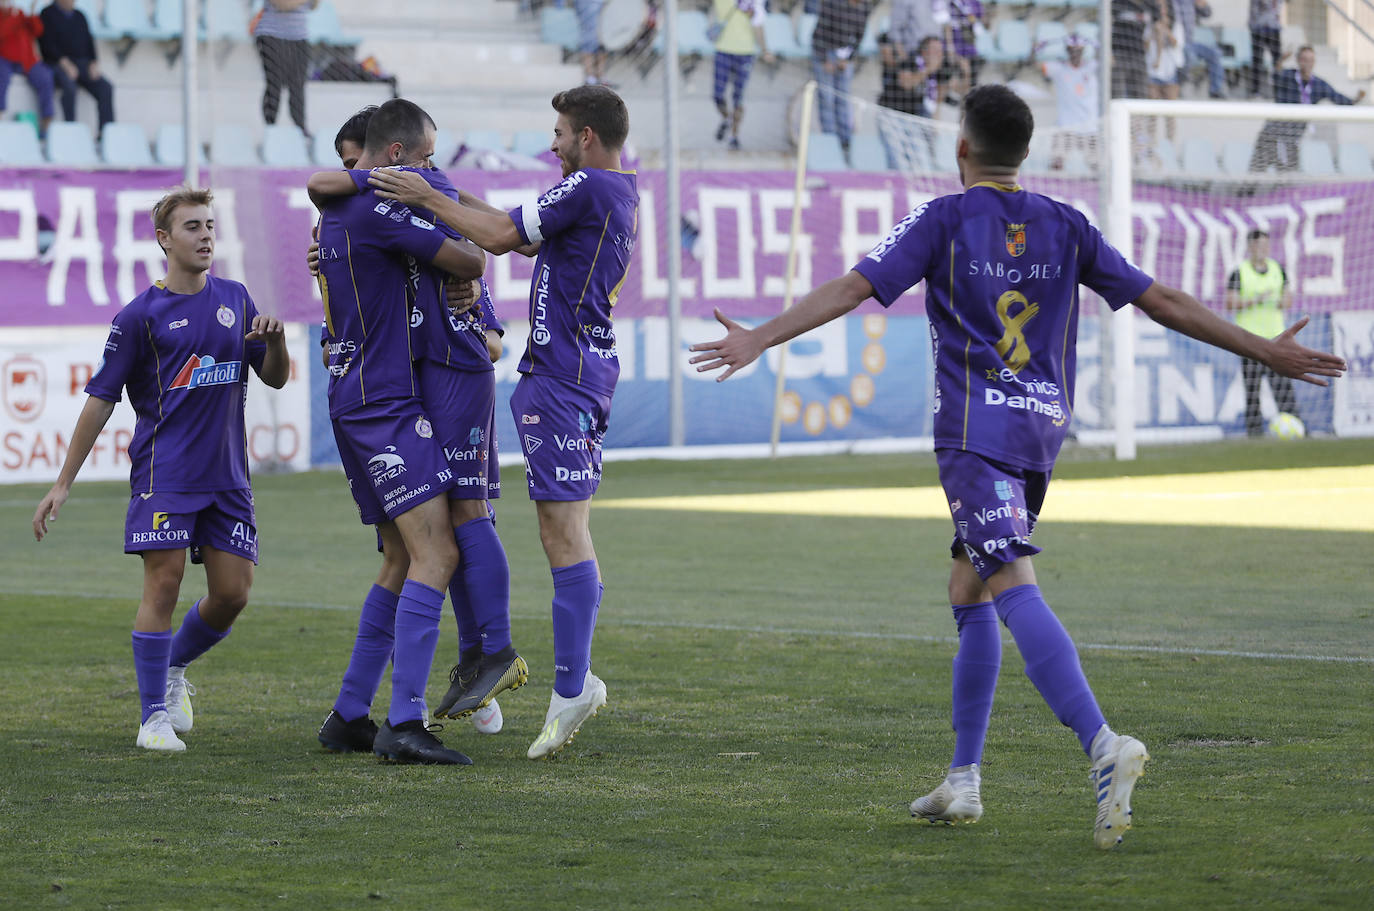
left=6, top=588, right=1370, bottom=665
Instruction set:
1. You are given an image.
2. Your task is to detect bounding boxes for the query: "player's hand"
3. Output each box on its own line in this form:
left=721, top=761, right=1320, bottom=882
left=446, top=277, right=479, bottom=316
left=1265, top=316, right=1347, bottom=386
left=246, top=314, right=285, bottom=343
left=367, top=167, right=436, bottom=208
left=306, top=239, right=320, bottom=276
left=688, top=308, right=765, bottom=382
left=33, top=485, right=69, bottom=542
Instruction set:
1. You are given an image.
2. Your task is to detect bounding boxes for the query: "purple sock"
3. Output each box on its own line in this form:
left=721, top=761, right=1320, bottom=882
left=950, top=601, right=1001, bottom=769
left=334, top=584, right=399, bottom=721
left=551, top=560, right=600, bottom=698
left=388, top=580, right=444, bottom=724
left=131, top=630, right=172, bottom=723
left=994, top=584, right=1107, bottom=755
left=456, top=516, right=512, bottom=654
left=168, top=600, right=229, bottom=668
left=447, top=552, right=481, bottom=654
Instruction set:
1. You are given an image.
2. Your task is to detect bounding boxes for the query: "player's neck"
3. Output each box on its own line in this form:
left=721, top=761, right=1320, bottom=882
left=162, top=266, right=209, bottom=295
left=582, top=148, right=624, bottom=172
left=962, top=168, right=1020, bottom=191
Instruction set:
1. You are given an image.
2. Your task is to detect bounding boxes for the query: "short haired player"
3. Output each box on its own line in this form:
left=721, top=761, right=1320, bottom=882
left=689, top=84, right=1346, bottom=848
left=368, top=85, right=638, bottom=759
left=32, top=187, right=290, bottom=752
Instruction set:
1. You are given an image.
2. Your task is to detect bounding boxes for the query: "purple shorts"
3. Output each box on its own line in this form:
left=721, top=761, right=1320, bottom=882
left=509, top=374, right=611, bottom=502
left=936, top=448, right=1048, bottom=582
left=124, top=488, right=258, bottom=564
left=332, top=398, right=456, bottom=525
left=417, top=360, right=500, bottom=501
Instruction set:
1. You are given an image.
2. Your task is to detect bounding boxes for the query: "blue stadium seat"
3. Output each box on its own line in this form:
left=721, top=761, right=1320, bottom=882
left=46, top=122, right=99, bottom=166
left=308, top=1, right=361, bottom=46
left=676, top=11, right=715, bottom=57
left=985, top=20, right=1032, bottom=65
left=511, top=129, right=552, bottom=158
left=541, top=6, right=580, bottom=53
left=262, top=124, right=312, bottom=167
left=155, top=123, right=205, bottom=166
left=149, top=0, right=188, bottom=40
left=1072, top=21, right=1100, bottom=49
left=101, top=0, right=158, bottom=39
left=74, top=0, right=114, bottom=41
left=464, top=130, right=508, bottom=153
left=1181, top=136, right=1221, bottom=176
left=1221, top=140, right=1252, bottom=174
left=805, top=132, right=849, bottom=171
left=1065, top=0, right=1098, bottom=8
left=1220, top=27, right=1251, bottom=72
left=204, top=0, right=250, bottom=42
left=311, top=129, right=341, bottom=167
left=0, top=122, right=45, bottom=165
left=858, top=15, right=888, bottom=58
left=848, top=133, right=890, bottom=172
left=100, top=122, right=154, bottom=166
left=209, top=124, right=260, bottom=166
left=763, top=13, right=805, bottom=60
left=1299, top=140, right=1336, bottom=176
left=1338, top=141, right=1373, bottom=176
left=1035, top=21, right=1069, bottom=62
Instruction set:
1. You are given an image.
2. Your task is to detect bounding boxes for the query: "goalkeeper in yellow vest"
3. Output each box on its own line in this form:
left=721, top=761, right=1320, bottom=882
left=1225, top=228, right=1301, bottom=437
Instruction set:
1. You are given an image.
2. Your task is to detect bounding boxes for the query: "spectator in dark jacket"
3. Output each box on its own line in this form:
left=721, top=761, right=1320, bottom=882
left=38, top=0, right=113, bottom=137
left=1249, top=45, right=1365, bottom=171
left=811, top=0, right=875, bottom=155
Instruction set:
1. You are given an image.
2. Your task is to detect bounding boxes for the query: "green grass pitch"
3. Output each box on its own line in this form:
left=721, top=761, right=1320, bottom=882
left=0, top=439, right=1370, bottom=909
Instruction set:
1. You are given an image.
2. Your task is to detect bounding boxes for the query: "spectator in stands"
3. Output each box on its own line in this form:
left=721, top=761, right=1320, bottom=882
left=37, top=0, right=113, bottom=139
left=1249, top=45, right=1364, bottom=171
left=1182, top=0, right=1225, bottom=99
left=1248, top=0, right=1282, bottom=98
left=878, top=32, right=944, bottom=120
left=811, top=0, right=875, bottom=158
left=1037, top=33, right=1098, bottom=170
left=0, top=0, right=55, bottom=138
left=1225, top=228, right=1301, bottom=437
left=1111, top=0, right=1158, bottom=100
left=941, top=0, right=984, bottom=99
left=1146, top=0, right=1183, bottom=146
left=253, top=0, right=318, bottom=136
left=888, top=0, right=938, bottom=57
left=711, top=1, right=774, bottom=152
left=574, top=0, right=606, bottom=86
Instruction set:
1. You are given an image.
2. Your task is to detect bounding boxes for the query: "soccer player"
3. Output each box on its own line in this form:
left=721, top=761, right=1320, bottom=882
left=688, top=84, right=1346, bottom=848
left=367, top=85, right=638, bottom=760
left=314, top=98, right=488, bottom=765
left=31, top=187, right=289, bottom=752
left=309, top=108, right=513, bottom=753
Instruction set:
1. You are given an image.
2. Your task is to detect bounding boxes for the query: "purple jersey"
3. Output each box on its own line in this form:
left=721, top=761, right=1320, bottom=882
left=508, top=167, right=638, bottom=396
left=315, top=187, right=447, bottom=417
left=853, top=184, right=1152, bottom=470
left=347, top=167, right=501, bottom=371
left=85, top=275, right=268, bottom=494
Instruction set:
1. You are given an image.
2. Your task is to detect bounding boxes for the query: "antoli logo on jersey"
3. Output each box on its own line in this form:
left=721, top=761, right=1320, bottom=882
left=170, top=355, right=241, bottom=390
left=532, top=265, right=552, bottom=345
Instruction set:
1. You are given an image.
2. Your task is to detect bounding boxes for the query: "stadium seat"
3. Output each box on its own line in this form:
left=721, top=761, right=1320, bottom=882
left=1181, top=136, right=1221, bottom=176
left=847, top=133, right=890, bottom=172
left=261, top=124, right=312, bottom=167
left=1220, top=27, right=1251, bottom=73
left=75, top=0, right=114, bottom=40
left=1221, top=140, right=1252, bottom=174
left=1338, top=141, right=1373, bottom=176
left=1072, top=21, right=1099, bottom=50
left=100, top=122, right=154, bottom=166
left=985, top=20, right=1032, bottom=65
left=101, top=0, right=159, bottom=39
left=311, top=130, right=341, bottom=167
left=676, top=11, right=715, bottom=57
left=763, top=13, right=805, bottom=60
left=1154, top=137, right=1179, bottom=173
left=797, top=12, right=818, bottom=54
left=511, top=128, right=551, bottom=158
left=540, top=6, right=580, bottom=53
left=1035, top=21, right=1069, bottom=62
left=1061, top=149, right=1092, bottom=176
left=149, top=0, right=187, bottom=40
left=1065, top=0, right=1098, bottom=9
left=155, top=123, right=206, bottom=166
left=859, top=15, right=888, bottom=58
left=805, top=132, right=849, bottom=171
left=1299, top=139, right=1336, bottom=176
left=204, top=0, right=250, bottom=42
left=308, top=1, right=362, bottom=47
left=209, top=124, right=260, bottom=166
left=46, top=122, right=99, bottom=166
left=1192, top=26, right=1220, bottom=53
left=463, top=130, right=508, bottom=153
left=0, top=122, right=44, bottom=165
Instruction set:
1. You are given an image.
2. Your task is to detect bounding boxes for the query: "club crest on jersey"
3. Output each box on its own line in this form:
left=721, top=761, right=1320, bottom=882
left=1005, top=223, right=1026, bottom=257
left=217, top=305, right=235, bottom=328
left=170, top=354, right=241, bottom=390
left=415, top=417, right=433, bottom=439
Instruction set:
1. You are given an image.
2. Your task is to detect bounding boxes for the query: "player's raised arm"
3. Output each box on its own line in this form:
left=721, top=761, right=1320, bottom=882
left=368, top=168, right=528, bottom=256
left=1133, top=282, right=1346, bottom=386
left=690, top=270, right=875, bottom=381
left=32, top=395, right=117, bottom=541
left=456, top=188, right=540, bottom=256
left=306, top=169, right=361, bottom=208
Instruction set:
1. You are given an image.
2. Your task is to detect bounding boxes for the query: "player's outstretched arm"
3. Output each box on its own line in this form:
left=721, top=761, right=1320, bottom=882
left=368, top=169, right=527, bottom=255
left=306, top=170, right=360, bottom=208
left=33, top=396, right=117, bottom=541
left=690, top=271, right=874, bottom=381
left=456, top=189, right=539, bottom=256
left=1134, top=282, right=1347, bottom=386
left=246, top=315, right=291, bottom=388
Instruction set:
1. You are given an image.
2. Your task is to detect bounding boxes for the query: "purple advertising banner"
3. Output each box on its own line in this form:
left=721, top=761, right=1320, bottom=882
left=1, top=167, right=1368, bottom=327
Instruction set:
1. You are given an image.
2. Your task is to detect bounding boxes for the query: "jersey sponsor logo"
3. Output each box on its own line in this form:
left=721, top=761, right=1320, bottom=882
left=994, top=291, right=1039, bottom=374
left=229, top=522, right=258, bottom=552
left=153, top=511, right=170, bottom=529
left=966, top=260, right=1062, bottom=283
left=384, top=482, right=432, bottom=510
left=531, top=265, right=552, bottom=346
left=984, top=387, right=1067, bottom=424
left=168, top=318, right=189, bottom=330
left=521, top=413, right=540, bottom=425
left=443, top=445, right=483, bottom=462
left=523, top=434, right=543, bottom=454
left=368, top=446, right=407, bottom=485
left=216, top=305, right=235, bottom=328
left=577, top=410, right=594, bottom=433
left=537, top=170, right=587, bottom=209
left=468, top=426, right=484, bottom=445
left=974, top=503, right=1028, bottom=526
left=410, top=215, right=435, bottom=230
left=866, top=202, right=929, bottom=263
left=410, top=304, right=424, bottom=329
left=415, top=417, right=433, bottom=439
left=984, top=367, right=1061, bottom=398
left=994, top=480, right=1014, bottom=501
left=1005, top=223, right=1027, bottom=257
left=374, top=202, right=390, bottom=216
left=554, top=433, right=591, bottom=452
left=170, top=355, right=242, bottom=390
left=587, top=338, right=616, bottom=360
left=555, top=465, right=598, bottom=482
left=130, top=528, right=190, bottom=544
